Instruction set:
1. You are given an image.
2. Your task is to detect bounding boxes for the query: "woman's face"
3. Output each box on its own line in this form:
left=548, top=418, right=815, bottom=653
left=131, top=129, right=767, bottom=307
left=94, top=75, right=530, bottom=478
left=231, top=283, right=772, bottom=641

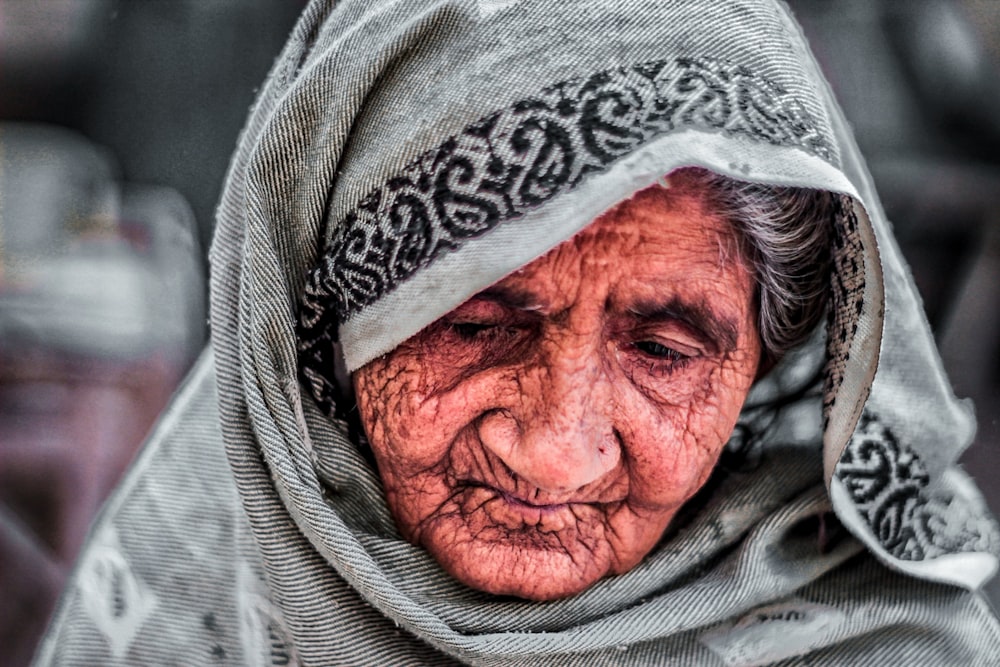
left=354, top=177, right=762, bottom=600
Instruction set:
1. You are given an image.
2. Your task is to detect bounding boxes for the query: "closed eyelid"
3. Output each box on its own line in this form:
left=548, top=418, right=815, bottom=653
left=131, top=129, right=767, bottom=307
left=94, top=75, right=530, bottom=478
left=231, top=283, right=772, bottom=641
left=623, top=297, right=738, bottom=354
left=442, top=292, right=545, bottom=335
left=630, top=335, right=702, bottom=358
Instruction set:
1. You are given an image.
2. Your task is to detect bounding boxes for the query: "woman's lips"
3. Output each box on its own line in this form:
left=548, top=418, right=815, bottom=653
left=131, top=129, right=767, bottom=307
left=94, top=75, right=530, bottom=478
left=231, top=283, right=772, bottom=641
left=498, top=490, right=568, bottom=512
left=460, top=482, right=601, bottom=534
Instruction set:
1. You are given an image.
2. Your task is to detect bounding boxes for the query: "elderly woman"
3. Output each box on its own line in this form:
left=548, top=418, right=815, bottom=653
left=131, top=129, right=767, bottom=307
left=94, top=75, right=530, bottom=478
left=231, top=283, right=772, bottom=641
left=35, top=0, right=1000, bottom=664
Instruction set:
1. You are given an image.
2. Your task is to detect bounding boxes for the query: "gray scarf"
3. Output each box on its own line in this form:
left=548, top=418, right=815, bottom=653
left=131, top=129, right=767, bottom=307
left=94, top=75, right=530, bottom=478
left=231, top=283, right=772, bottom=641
left=36, top=1, right=1000, bottom=664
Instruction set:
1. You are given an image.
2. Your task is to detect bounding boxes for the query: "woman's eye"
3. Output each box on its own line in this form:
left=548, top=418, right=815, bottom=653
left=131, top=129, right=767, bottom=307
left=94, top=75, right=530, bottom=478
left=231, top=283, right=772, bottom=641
left=625, top=339, right=698, bottom=381
left=634, top=340, right=684, bottom=360
left=448, top=321, right=499, bottom=340
left=439, top=318, right=533, bottom=365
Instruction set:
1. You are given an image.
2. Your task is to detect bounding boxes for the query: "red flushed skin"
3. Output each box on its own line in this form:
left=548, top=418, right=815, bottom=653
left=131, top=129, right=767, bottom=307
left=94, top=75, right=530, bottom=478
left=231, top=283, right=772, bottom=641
left=353, top=174, right=762, bottom=601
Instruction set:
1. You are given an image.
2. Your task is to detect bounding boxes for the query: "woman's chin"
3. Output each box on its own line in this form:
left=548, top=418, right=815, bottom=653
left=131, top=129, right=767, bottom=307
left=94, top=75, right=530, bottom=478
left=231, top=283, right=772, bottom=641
left=420, top=519, right=615, bottom=601
left=440, top=547, right=607, bottom=601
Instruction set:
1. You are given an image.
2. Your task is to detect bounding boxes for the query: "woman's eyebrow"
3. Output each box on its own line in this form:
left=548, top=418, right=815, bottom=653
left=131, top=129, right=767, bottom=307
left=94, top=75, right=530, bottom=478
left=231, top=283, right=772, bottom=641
left=475, top=285, right=546, bottom=312
left=626, top=297, right=739, bottom=353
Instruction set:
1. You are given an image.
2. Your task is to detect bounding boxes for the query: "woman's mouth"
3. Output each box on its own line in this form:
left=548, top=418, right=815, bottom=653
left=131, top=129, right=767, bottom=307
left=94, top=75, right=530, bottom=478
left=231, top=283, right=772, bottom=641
left=458, top=482, right=597, bottom=534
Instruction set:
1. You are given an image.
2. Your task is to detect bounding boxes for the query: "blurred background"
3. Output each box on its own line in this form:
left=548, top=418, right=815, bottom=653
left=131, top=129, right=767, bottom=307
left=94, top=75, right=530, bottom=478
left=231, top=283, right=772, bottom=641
left=0, top=1, right=997, bottom=665
left=0, top=2, right=306, bottom=664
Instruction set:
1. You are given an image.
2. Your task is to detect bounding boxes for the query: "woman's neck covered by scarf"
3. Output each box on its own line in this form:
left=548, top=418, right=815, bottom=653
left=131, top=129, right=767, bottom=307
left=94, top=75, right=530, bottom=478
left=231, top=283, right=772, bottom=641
left=34, top=0, right=1000, bottom=665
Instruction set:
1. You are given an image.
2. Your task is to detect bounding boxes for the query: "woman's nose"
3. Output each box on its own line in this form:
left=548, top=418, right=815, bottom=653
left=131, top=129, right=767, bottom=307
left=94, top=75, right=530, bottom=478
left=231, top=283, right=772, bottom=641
left=477, top=353, right=620, bottom=495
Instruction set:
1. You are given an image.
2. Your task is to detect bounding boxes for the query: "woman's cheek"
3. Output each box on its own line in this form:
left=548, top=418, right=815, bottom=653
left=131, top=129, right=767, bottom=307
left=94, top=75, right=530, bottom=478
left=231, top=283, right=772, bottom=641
left=356, top=349, right=494, bottom=472
left=626, top=364, right=748, bottom=506
left=670, top=358, right=758, bottom=493
left=355, top=355, right=437, bottom=466
left=628, top=421, right=716, bottom=506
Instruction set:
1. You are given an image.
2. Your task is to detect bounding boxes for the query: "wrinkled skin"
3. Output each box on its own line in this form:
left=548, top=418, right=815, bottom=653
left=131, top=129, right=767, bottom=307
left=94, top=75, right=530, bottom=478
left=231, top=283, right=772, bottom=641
left=354, top=174, right=762, bottom=600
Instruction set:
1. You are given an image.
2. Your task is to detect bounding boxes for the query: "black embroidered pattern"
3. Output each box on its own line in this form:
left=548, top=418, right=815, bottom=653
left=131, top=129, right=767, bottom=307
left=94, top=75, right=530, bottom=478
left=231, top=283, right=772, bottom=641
left=297, top=57, right=834, bottom=417
left=834, top=412, right=999, bottom=560
left=822, top=195, right=865, bottom=428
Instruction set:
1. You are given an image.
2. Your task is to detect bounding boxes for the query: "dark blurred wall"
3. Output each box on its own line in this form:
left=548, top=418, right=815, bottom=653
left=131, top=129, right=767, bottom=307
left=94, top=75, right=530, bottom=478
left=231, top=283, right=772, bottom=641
left=1, top=0, right=307, bottom=251
left=83, top=1, right=308, bottom=252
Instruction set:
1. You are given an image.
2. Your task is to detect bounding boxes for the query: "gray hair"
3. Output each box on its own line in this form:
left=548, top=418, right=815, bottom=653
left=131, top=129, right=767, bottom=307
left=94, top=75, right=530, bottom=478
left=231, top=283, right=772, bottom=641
left=680, top=167, right=836, bottom=362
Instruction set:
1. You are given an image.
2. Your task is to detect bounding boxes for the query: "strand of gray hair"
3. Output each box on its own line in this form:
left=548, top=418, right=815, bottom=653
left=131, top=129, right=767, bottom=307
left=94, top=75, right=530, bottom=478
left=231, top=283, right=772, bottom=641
left=686, top=167, right=836, bottom=361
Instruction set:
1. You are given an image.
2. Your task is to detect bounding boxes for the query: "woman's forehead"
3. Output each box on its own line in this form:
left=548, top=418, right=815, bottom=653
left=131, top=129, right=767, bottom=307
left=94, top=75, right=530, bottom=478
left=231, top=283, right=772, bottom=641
left=517, top=182, right=743, bottom=273
left=494, top=182, right=754, bottom=322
